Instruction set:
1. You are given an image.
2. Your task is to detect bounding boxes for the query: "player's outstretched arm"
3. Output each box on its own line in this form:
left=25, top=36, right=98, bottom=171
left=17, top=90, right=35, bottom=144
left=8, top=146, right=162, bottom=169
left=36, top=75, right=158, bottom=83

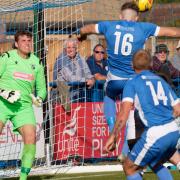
left=158, top=27, right=180, bottom=37
left=78, top=24, right=97, bottom=41
left=104, top=101, right=133, bottom=153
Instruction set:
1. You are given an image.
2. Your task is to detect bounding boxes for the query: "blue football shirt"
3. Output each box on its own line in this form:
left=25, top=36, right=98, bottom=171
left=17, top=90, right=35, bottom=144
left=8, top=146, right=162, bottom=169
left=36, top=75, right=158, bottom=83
left=96, top=21, right=159, bottom=78
left=122, top=70, right=179, bottom=127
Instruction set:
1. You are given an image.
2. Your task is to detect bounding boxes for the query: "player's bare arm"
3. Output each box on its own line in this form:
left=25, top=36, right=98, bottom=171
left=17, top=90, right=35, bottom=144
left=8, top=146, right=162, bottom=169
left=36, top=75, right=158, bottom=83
left=158, top=27, right=180, bottom=37
left=104, top=101, right=133, bottom=153
left=80, top=24, right=96, bottom=35
left=78, top=24, right=96, bottom=41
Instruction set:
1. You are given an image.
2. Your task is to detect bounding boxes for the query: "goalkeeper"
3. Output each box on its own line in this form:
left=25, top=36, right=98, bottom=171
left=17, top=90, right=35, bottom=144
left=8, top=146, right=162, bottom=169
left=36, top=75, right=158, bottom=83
left=0, top=31, right=46, bottom=180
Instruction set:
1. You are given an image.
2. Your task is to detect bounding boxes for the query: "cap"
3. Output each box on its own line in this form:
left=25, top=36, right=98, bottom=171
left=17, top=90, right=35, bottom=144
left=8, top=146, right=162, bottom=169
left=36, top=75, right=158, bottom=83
left=176, top=40, right=180, bottom=49
left=155, top=44, right=169, bottom=53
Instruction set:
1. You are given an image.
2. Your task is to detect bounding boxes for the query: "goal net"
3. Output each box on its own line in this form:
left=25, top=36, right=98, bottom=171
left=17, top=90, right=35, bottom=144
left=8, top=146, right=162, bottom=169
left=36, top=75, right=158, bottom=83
left=0, top=0, right=125, bottom=178
left=0, top=0, right=179, bottom=178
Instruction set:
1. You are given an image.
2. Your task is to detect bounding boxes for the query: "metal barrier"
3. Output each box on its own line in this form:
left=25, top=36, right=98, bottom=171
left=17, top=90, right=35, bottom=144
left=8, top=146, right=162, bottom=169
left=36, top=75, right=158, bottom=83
left=49, top=78, right=179, bottom=103
left=49, top=80, right=106, bottom=102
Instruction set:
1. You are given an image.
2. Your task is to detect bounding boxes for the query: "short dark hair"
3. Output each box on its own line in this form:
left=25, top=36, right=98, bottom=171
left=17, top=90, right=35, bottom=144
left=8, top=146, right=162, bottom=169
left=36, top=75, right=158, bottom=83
left=121, top=2, right=139, bottom=13
left=133, top=49, right=152, bottom=71
left=14, top=30, right=32, bottom=42
left=93, top=44, right=104, bottom=52
left=155, top=44, right=169, bottom=53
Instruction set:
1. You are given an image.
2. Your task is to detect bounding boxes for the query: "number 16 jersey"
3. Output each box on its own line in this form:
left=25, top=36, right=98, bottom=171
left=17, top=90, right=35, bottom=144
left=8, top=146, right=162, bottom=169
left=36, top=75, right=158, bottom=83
left=96, top=21, right=159, bottom=78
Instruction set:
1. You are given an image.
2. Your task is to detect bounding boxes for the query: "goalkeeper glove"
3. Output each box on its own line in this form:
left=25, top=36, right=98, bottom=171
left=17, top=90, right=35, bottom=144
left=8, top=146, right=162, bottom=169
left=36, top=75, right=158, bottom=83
left=30, top=94, right=43, bottom=107
left=0, top=88, right=21, bottom=103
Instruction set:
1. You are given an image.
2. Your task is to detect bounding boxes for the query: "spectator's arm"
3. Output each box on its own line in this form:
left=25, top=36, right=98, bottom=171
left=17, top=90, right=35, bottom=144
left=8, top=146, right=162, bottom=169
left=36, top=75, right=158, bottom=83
left=168, top=62, right=180, bottom=78
left=94, top=73, right=107, bottom=81
left=86, top=77, right=95, bottom=89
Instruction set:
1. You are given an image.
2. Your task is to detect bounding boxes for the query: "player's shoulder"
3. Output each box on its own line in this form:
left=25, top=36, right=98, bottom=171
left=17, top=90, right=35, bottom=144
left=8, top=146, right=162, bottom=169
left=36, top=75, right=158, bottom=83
left=0, top=50, right=14, bottom=59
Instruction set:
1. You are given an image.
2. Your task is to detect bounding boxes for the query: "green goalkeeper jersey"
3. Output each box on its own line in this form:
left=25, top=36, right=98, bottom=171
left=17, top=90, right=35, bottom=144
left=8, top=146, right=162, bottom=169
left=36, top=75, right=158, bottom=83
left=0, top=50, right=47, bottom=104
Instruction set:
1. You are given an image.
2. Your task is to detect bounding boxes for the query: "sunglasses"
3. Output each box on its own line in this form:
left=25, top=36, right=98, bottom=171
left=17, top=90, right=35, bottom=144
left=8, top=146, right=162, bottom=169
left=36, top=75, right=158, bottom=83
left=157, top=50, right=168, bottom=54
left=94, top=51, right=105, bottom=54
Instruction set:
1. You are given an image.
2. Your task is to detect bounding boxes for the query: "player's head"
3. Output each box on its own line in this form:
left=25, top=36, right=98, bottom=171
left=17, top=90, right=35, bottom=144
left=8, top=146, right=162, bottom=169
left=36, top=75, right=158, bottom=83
left=132, top=49, right=152, bottom=72
left=120, top=2, right=139, bottom=21
left=63, top=38, right=78, bottom=59
left=93, top=44, right=105, bottom=62
left=14, top=30, right=33, bottom=58
left=155, top=44, right=169, bottom=63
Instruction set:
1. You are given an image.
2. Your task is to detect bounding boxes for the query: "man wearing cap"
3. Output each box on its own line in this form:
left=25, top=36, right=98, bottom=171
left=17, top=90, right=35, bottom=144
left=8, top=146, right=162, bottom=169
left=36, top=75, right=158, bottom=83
left=173, top=40, right=180, bottom=71
left=152, top=44, right=180, bottom=81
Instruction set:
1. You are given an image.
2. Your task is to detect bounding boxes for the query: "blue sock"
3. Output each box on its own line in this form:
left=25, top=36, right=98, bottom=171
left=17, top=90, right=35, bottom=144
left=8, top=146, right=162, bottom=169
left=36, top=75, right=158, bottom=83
left=106, top=117, right=115, bottom=132
left=127, top=172, right=142, bottom=180
left=104, top=96, right=116, bottom=132
left=154, top=165, right=173, bottom=180
left=121, top=126, right=129, bottom=156
left=121, top=139, right=129, bottom=156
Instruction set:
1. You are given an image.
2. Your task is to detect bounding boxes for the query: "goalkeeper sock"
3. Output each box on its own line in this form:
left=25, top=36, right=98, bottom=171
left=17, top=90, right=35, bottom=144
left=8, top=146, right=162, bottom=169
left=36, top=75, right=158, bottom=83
left=106, top=117, right=115, bottom=132
left=121, top=126, right=129, bottom=156
left=104, top=96, right=116, bottom=132
left=20, top=144, right=36, bottom=180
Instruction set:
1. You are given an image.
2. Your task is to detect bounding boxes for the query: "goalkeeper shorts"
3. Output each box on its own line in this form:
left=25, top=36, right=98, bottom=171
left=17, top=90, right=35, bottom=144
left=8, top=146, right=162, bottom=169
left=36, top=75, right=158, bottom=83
left=0, top=97, right=36, bottom=134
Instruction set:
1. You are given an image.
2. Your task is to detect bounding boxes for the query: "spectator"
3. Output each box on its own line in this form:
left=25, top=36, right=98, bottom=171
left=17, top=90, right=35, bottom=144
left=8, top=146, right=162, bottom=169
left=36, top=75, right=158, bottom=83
left=53, top=38, right=95, bottom=111
left=152, top=44, right=180, bottom=88
left=87, top=44, right=108, bottom=81
left=172, top=40, right=180, bottom=71
left=87, top=44, right=108, bottom=101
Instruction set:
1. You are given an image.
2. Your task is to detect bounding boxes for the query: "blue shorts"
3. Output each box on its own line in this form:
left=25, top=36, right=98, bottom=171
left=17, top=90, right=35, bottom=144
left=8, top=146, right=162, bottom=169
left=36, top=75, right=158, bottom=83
left=106, top=80, right=127, bottom=99
left=128, top=121, right=179, bottom=167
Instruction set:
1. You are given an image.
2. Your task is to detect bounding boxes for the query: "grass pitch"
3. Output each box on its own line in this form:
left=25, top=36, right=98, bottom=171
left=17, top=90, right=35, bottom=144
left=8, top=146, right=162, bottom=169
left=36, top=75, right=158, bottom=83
left=5, top=170, right=180, bottom=180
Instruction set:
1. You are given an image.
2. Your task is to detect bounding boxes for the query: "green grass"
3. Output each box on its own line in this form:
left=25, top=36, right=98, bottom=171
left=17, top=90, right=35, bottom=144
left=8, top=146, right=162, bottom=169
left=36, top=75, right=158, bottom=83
left=5, top=170, right=180, bottom=180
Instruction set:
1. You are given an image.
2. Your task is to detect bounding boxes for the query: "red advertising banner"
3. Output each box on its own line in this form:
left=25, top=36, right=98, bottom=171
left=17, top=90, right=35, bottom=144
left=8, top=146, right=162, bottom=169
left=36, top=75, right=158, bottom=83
left=53, top=102, right=125, bottom=160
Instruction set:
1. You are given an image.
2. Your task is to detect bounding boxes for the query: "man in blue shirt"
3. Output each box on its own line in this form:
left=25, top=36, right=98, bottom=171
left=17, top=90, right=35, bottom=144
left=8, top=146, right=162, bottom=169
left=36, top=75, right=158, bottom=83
left=104, top=49, right=180, bottom=180
left=87, top=44, right=108, bottom=101
left=87, top=44, right=108, bottom=81
left=79, top=1, right=180, bottom=158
